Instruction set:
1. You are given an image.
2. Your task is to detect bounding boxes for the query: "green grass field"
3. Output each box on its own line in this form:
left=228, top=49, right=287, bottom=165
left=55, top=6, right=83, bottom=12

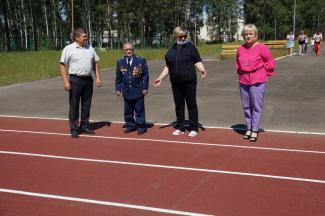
left=0, top=42, right=287, bottom=86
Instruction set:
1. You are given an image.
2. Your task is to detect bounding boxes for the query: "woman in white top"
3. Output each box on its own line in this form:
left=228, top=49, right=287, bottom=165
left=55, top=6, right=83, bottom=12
left=286, top=31, right=295, bottom=56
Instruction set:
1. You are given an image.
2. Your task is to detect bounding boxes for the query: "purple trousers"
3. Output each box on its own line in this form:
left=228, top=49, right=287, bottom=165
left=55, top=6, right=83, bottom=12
left=239, top=82, right=266, bottom=132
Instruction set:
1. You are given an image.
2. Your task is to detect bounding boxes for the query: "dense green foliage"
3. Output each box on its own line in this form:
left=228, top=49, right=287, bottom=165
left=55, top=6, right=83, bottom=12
left=244, top=0, right=325, bottom=39
left=0, top=0, right=211, bottom=51
left=1, top=0, right=324, bottom=51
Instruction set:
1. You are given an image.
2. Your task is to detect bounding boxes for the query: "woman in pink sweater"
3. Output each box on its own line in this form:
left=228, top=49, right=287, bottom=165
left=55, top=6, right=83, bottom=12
left=235, top=24, right=275, bottom=141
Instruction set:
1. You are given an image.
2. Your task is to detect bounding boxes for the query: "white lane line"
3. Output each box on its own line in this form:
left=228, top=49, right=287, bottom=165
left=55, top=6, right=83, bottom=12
left=275, top=53, right=297, bottom=60
left=275, top=56, right=287, bottom=60
left=0, top=114, right=82, bottom=122
left=99, top=67, right=114, bottom=71
left=1, top=150, right=325, bottom=184
left=1, top=128, right=325, bottom=155
left=1, top=114, right=325, bottom=136
left=0, top=188, right=213, bottom=216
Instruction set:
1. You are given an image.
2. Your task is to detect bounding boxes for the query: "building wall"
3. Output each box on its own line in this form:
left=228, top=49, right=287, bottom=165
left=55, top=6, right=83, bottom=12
left=199, top=18, right=244, bottom=42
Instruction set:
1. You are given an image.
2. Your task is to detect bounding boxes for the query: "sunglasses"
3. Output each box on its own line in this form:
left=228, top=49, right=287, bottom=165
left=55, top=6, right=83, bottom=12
left=178, top=35, right=187, bottom=40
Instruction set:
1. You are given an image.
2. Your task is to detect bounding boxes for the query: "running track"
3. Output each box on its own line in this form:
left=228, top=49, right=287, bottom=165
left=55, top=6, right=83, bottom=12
left=1, top=116, right=325, bottom=215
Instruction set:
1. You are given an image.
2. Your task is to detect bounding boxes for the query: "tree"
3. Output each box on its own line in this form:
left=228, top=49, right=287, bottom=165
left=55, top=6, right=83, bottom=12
left=243, top=0, right=325, bottom=40
left=207, top=0, right=240, bottom=42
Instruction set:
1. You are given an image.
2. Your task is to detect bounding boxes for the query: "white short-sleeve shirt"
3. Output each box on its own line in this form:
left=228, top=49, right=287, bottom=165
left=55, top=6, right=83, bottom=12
left=60, top=42, right=99, bottom=76
left=314, top=33, right=323, bottom=43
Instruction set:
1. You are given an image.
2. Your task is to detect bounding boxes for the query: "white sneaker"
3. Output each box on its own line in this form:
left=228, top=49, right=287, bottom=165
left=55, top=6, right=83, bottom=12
left=188, top=131, right=198, bottom=137
left=172, top=129, right=184, bottom=136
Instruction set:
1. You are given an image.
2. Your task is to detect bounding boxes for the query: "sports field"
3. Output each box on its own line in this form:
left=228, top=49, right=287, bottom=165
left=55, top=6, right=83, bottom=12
left=0, top=48, right=325, bottom=215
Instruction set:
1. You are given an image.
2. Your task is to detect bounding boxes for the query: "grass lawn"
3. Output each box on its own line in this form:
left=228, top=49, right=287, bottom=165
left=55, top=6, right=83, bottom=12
left=0, top=42, right=286, bottom=86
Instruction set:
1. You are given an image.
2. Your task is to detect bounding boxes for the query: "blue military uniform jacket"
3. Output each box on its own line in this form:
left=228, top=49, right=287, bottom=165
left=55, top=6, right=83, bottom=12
left=115, top=55, right=149, bottom=100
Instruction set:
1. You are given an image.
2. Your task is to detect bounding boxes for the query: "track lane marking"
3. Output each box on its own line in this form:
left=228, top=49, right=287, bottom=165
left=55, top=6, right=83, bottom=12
left=1, top=128, right=325, bottom=155
left=1, top=150, right=325, bottom=184
left=0, top=114, right=325, bottom=136
left=0, top=188, right=212, bottom=216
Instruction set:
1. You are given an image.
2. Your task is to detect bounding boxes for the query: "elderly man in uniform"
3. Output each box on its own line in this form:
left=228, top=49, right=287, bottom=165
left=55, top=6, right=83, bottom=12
left=60, top=28, right=101, bottom=138
left=115, top=42, right=149, bottom=134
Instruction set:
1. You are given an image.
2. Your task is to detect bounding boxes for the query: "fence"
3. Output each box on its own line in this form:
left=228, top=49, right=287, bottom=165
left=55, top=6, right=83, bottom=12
left=0, top=35, right=175, bottom=51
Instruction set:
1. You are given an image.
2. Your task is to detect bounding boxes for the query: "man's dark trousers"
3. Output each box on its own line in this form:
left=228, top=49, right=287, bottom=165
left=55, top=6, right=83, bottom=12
left=69, top=75, right=93, bottom=131
left=124, top=96, right=146, bottom=132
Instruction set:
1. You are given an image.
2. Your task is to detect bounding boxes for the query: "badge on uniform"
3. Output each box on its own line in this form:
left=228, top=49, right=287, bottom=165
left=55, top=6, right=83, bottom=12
left=120, top=66, right=127, bottom=74
left=132, top=64, right=142, bottom=78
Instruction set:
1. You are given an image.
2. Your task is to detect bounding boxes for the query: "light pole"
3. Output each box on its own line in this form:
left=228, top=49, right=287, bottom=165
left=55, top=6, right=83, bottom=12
left=194, top=18, right=197, bottom=46
left=293, top=0, right=296, bottom=35
left=71, top=0, right=74, bottom=33
left=274, top=18, right=277, bottom=40
left=317, top=8, right=325, bottom=30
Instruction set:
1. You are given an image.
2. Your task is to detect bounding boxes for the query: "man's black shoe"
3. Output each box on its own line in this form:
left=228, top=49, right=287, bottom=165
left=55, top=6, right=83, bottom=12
left=137, top=130, right=147, bottom=135
left=124, top=128, right=136, bottom=134
left=71, top=130, right=79, bottom=138
left=81, top=128, right=95, bottom=134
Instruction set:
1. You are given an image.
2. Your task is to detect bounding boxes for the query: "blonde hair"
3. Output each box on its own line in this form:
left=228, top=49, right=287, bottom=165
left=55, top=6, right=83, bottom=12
left=242, top=24, right=258, bottom=40
left=173, top=26, right=187, bottom=40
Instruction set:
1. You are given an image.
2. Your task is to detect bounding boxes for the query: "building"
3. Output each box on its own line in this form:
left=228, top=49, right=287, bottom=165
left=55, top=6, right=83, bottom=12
left=199, top=18, right=244, bottom=42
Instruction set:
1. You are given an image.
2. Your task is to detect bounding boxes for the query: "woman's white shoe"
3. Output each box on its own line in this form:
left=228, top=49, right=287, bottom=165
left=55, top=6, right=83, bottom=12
left=172, top=129, right=184, bottom=136
left=188, top=131, right=198, bottom=137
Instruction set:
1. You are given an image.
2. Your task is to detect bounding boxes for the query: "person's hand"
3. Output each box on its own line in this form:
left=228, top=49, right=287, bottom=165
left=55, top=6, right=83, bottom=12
left=116, top=91, right=121, bottom=96
left=154, top=79, right=161, bottom=87
left=96, top=78, right=101, bottom=87
left=64, top=81, right=71, bottom=91
left=143, top=90, right=148, bottom=95
left=200, top=70, right=207, bottom=79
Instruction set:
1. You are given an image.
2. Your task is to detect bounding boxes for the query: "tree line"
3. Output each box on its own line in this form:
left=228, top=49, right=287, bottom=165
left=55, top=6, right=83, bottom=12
left=244, top=0, right=325, bottom=40
left=0, top=0, right=324, bottom=51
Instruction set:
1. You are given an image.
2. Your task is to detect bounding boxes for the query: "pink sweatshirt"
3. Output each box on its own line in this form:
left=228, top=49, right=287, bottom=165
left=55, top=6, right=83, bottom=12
left=235, top=43, right=275, bottom=85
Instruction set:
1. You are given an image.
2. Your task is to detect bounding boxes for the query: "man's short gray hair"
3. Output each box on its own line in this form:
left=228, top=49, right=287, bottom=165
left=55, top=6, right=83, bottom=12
left=123, top=42, right=134, bottom=50
left=73, top=28, right=87, bottom=40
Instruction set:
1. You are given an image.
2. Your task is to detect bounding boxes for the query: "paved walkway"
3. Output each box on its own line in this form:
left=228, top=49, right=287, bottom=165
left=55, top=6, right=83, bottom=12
left=0, top=48, right=324, bottom=133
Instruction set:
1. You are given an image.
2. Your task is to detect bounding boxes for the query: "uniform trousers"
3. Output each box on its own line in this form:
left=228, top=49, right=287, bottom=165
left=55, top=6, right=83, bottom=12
left=171, top=81, right=198, bottom=132
left=124, top=97, right=146, bottom=132
left=239, top=82, right=266, bottom=132
left=69, top=75, right=93, bottom=131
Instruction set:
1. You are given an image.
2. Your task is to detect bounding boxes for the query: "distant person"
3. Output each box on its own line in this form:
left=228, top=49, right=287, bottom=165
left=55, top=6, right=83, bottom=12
left=115, top=42, right=149, bottom=134
left=304, top=35, right=308, bottom=54
left=298, top=31, right=306, bottom=56
left=310, top=37, right=315, bottom=53
left=91, top=40, right=97, bottom=48
left=60, top=28, right=101, bottom=138
left=313, top=31, right=323, bottom=56
left=286, top=31, right=295, bottom=56
left=154, top=26, right=207, bottom=137
left=235, top=24, right=275, bottom=142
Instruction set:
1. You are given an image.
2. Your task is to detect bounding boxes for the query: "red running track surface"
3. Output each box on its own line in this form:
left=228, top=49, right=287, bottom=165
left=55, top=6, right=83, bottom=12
left=0, top=116, right=325, bottom=215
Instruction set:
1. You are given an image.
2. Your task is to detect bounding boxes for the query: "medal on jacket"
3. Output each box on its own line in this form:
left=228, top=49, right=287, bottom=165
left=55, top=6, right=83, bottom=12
left=132, top=64, right=142, bottom=77
left=120, top=66, right=127, bottom=74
